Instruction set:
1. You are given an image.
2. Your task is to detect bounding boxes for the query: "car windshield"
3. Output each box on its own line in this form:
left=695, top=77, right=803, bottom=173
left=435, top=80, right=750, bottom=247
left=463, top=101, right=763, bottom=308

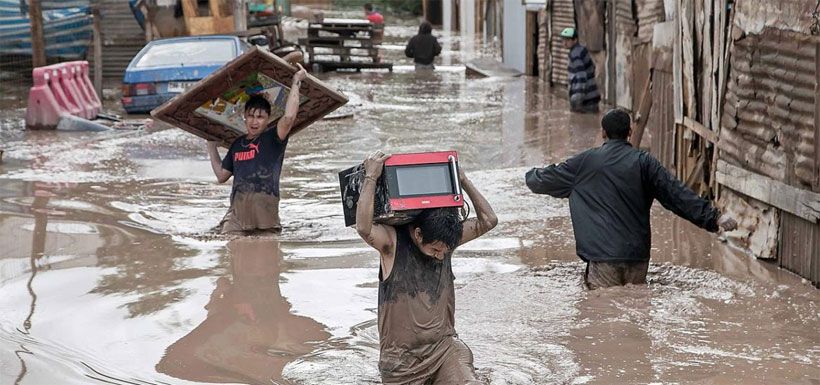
left=135, top=39, right=235, bottom=68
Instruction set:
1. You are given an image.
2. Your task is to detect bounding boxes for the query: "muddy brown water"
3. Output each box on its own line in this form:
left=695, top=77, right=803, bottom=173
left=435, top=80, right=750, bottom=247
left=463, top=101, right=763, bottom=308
left=1, top=15, right=818, bottom=385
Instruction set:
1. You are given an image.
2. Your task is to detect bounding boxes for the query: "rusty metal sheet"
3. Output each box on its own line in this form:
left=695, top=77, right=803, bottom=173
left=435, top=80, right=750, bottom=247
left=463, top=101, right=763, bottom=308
left=151, top=47, right=348, bottom=148
left=613, top=0, right=635, bottom=109
left=636, top=0, right=665, bottom=43
left=549, top=0, right=575, bottom=87
left=720, top=28, right=816, bottom=188
left=574, top=0, right=605, bottom=51
left=651, top=20, right=675, bottom=71
left=733, top=0, right=818, bottom=36
left=649, top=70, right=675, bottom=171
left=779, top=211, right=820, bottom=286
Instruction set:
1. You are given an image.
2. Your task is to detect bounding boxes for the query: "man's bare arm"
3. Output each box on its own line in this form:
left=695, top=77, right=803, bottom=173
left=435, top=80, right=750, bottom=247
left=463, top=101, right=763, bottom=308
left=458, top=168, right=498, bottom=246
left=207, top=141, right=232, bottom=183
left=277, top=64, right=307, bottom=141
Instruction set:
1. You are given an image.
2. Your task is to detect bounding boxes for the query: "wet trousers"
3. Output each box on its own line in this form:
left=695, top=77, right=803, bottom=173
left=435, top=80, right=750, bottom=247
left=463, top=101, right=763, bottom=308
left=383, top=338, right=483, bottom=385
left=584, top=260, right=649, bottom=290
left=219, top=192, right=282, bottom=235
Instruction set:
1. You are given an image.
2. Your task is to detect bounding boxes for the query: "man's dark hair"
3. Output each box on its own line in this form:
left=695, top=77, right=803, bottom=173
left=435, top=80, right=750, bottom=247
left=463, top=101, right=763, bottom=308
left=601, top=108, right=631, bottom=140
left=244, top=94, right=271, bottom=115
left=419, top=20, right=433, bottom=35
left=413, top=207, right=463, bottom=251
left=364, top=3, right=374, bottom=12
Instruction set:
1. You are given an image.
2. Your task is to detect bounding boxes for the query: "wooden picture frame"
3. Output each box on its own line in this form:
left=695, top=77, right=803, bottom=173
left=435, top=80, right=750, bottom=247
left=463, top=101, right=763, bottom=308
left=151, top=46, right=348, bottom=148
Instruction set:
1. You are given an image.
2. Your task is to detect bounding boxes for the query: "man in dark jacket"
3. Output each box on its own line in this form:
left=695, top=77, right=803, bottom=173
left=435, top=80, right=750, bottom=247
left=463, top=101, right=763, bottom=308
left=405, top=21, right=442, bottom=70
left=525, top=108, right=737, bottom=289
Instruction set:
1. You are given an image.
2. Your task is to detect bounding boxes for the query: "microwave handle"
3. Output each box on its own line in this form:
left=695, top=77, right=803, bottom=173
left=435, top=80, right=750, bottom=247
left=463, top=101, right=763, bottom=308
left=449, top=155, right=462, bottom=196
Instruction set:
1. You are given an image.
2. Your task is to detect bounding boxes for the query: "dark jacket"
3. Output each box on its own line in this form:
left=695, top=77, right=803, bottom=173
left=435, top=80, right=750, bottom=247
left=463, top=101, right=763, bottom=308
left=525, top=139, right=720, bottom=263
left=405, top=34, right=441, bottom=65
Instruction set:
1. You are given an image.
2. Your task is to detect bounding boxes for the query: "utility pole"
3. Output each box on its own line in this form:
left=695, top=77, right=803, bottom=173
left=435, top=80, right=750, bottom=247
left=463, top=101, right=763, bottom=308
left=29, top=0, right=47, bottom=67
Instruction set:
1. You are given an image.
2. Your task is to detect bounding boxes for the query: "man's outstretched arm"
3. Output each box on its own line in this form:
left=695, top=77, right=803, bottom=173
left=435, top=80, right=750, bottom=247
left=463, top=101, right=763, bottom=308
left=643, top=153, right=736, bottom=232
left=525, top=152, right=585, bottom=198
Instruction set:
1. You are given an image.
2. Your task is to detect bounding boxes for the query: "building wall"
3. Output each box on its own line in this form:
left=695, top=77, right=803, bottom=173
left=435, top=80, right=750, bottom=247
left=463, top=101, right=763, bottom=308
left=717, top=0, right=819, bottom=284
left=502, top=0, right=527, bottom=73
left=548, top=0, right=574, bottom=86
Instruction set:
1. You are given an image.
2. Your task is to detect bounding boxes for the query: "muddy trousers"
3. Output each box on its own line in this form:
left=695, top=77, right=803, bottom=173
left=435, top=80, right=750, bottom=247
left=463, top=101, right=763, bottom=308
left=219, top=192, right=282, bottom=235
left=428, top=339, right=483, bottom=385
left=584, top=260, right=649, bottom=290
left=384, top=338, right=483, bottom=385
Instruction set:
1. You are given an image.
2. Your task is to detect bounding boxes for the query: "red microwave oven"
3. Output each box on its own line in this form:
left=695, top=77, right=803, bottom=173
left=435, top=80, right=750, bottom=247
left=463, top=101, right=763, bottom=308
left=338, top=151, right=463, bottom=226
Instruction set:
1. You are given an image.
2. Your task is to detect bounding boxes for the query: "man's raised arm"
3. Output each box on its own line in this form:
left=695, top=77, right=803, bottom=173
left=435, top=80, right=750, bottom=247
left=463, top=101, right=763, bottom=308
left=355, top=151, right=395, bottom=257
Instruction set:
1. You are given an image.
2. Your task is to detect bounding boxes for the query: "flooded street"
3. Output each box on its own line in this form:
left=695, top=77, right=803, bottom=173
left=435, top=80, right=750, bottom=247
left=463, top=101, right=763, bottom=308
left=1, top=16, right=818, bottom=385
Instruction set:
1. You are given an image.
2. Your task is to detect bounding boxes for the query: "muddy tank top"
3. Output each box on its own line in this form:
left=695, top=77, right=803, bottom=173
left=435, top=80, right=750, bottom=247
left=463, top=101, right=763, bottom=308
left=377, top=225, right=456, bottom=382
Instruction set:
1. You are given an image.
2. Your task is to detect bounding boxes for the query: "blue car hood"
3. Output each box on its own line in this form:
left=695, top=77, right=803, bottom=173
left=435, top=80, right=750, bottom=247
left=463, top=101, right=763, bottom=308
left=122, top=64, right=224, bottom=83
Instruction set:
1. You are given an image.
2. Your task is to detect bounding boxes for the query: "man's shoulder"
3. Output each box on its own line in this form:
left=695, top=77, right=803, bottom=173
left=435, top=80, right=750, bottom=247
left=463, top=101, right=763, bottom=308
left=261, top=126, right=288, bottom=144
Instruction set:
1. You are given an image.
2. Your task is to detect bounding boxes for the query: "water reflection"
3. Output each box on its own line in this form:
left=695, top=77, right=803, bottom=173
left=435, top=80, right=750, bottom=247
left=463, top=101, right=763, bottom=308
left=157, top=237, right=330, bottom=384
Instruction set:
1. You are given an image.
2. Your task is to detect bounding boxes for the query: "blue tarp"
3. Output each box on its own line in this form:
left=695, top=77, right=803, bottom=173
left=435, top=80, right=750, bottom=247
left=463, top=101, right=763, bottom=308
left=0, top=0, right=93, bottom=59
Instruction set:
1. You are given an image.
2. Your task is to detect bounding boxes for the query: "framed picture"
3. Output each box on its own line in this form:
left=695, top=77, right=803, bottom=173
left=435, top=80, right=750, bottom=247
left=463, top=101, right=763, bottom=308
left=152, top=47, right=348, bottom=148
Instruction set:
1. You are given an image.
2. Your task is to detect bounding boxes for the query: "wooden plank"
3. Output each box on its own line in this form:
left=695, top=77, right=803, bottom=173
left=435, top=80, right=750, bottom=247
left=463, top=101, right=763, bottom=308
left=682, top=116, right=718, bottom=144
left=680, top=0, right=696, bottom=119
left=809, top=42, right=820, bottom=188
left=631, top=69, right=653, bottom=147
left=92, top=9, right=103, bottom=99
left=673, top=0, right=683, bottom=123
left=701, top=0, right=713, bottom=127
left=233, top=0, right=246, bottom=31
left=711, top=0, right=725, bottom=133
left=304, top=43, right=377, bottom=52
left=311, top=60, right=393, bottom=72
left=716, top=160, right=820, bottom=223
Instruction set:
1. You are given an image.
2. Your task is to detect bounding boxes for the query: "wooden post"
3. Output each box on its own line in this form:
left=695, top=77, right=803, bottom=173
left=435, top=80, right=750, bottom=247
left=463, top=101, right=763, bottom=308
left=234, top=0, right=247, bottom=32
left=29, top=0, right=46, bottom=67
left=631, top=70, right=653, bottom=148
left=423, top=0, right=429, bottom=21
left=92, top=8, right=103, bottom=99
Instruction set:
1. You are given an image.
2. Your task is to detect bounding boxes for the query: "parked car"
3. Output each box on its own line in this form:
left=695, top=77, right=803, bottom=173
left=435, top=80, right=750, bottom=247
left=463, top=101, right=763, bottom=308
left=121, top=36, right=251, bottom=114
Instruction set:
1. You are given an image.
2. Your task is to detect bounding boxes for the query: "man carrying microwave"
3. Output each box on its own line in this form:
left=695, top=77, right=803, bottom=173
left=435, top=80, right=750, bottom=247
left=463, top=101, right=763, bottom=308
left=355, top=150, right=498, bottom=385
left=525, top=108, right=737, bottom=289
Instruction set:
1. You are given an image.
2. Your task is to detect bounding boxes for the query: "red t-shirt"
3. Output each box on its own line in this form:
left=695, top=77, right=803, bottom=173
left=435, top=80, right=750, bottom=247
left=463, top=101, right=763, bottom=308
left=366, top=12, right=384, bottom=25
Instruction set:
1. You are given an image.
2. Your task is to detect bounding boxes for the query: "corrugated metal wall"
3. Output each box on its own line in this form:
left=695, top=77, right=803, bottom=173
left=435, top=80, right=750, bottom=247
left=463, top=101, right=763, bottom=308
left=613, top=0, right=634, bottom=109
left=648, top=70, right=676, bottom=171
left=549, top=0, right=575, bottom=87
left=719, top=24, right=818, bottom=282
left=635, top=0, right=663, bottom=43
left=720, top=28, right=816, bottom=190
